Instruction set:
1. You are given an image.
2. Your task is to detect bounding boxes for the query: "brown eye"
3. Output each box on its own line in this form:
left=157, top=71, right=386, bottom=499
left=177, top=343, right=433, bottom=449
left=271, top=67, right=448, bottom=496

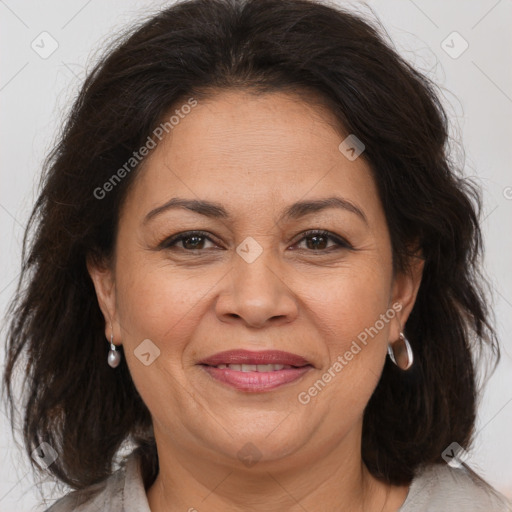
left=294, top=230, right=352, bottom=252
left=159, top=231, right=217, bottom=251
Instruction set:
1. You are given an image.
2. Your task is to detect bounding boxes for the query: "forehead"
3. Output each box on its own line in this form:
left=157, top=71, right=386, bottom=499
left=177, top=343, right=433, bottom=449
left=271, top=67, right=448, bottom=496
left=121, top=89, right=381, bottom=225
left=166, top=89, right=346, bottom=164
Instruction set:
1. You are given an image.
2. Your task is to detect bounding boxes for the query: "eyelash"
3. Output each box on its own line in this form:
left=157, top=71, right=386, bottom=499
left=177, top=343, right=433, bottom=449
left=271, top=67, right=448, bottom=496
left=158, top=229, right=353, bottom=253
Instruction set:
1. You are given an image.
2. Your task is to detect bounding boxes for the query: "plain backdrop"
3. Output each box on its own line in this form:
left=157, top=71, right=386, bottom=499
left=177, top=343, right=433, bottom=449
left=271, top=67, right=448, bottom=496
left=1, top=0, right=511, bottom=510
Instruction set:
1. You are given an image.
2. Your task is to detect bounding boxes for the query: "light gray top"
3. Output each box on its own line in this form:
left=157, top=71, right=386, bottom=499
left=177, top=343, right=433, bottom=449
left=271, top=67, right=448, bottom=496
left=44, top=451, right=512, bottom=511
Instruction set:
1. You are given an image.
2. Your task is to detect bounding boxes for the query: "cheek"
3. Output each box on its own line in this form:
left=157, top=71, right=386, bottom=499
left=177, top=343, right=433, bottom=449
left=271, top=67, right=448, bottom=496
left=300, top=260, right=393, bottom=406
left=113, top=259, right=210, bottom=423
left=306, top=262, right=392, bottom=344
left=113, top=252, right=229, bottom=372
left=115, top=263, right=199, bottom=345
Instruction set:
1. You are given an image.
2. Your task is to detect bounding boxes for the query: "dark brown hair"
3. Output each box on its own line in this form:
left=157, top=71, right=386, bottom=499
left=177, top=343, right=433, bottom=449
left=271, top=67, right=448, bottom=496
left=2, top=0, right=499, bottom=494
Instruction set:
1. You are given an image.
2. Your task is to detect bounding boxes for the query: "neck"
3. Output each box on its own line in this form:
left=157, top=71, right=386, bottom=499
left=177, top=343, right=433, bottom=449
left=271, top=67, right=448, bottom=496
left=146, top=423, right=408, bottom=512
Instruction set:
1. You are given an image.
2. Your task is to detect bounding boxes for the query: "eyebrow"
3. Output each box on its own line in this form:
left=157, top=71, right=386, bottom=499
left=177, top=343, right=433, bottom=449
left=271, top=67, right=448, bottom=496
left=143, top=196, right=368, bottom=225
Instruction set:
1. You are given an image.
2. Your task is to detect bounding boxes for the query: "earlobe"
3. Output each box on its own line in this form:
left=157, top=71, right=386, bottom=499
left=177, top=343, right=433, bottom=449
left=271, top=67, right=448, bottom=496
left=389, top=249, right=425, bottom=340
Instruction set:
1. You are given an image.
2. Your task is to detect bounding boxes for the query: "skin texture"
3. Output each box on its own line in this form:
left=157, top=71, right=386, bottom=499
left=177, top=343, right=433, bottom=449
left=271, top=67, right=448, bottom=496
left=88, top=90, right=424, bottom=511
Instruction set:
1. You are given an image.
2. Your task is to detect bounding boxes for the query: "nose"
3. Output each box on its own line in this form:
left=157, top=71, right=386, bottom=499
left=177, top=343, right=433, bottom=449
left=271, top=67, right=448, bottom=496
left=214, top=245, right=299, bottom=329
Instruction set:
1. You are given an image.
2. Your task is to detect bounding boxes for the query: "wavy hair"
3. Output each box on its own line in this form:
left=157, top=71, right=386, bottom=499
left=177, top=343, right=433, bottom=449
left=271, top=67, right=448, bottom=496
left=2, top=0, right=499, bottom=492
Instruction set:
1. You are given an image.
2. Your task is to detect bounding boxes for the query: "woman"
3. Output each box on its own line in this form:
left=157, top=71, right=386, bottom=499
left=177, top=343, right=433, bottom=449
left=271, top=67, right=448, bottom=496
left=3, top=0, right=511, bottom=510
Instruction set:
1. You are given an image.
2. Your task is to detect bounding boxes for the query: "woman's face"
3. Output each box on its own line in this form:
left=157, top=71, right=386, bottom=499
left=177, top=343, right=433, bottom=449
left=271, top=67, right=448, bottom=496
left=90, top=90, right=421, bottom=469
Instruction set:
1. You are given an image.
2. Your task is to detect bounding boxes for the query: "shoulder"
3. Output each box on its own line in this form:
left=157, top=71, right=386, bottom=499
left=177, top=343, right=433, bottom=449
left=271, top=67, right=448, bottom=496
left=42, top=451, right=150, bottom=512
left=42, top=459, right=128, bottom=512
left=400, top=462, right=512, bottom=511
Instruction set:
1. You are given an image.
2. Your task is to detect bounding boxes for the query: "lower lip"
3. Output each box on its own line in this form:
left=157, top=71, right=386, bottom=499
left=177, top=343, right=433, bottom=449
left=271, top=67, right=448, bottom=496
left=200, top=365, right=312, bottom=392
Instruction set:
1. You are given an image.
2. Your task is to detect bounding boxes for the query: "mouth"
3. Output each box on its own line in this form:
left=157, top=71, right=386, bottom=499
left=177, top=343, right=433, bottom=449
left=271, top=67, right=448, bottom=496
left=197, top=350, right=314, bottom=392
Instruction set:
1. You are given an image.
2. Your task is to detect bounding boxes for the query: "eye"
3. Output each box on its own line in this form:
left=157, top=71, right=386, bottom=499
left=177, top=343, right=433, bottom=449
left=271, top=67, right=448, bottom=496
left=158, top=229, right=352, bottom=253
left=159, top=231, right=219, bottom=251
left=292, top=230, right=352, bottom=252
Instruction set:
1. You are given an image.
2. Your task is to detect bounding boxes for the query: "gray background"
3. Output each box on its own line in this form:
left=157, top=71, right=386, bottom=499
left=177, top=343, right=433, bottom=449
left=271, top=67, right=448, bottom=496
left=1, top=0, right=511, bottom=510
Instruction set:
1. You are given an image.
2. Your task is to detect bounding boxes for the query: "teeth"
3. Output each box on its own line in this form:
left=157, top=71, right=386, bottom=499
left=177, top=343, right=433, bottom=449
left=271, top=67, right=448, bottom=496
left=215, top=363, right=292, bottom=371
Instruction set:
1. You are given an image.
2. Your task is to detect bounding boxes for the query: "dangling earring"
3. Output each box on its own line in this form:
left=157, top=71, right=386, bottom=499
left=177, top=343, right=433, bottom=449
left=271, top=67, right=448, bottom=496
left=107, top=328, right=121, bottom=368
left=387, top=332, right=413, bottom=370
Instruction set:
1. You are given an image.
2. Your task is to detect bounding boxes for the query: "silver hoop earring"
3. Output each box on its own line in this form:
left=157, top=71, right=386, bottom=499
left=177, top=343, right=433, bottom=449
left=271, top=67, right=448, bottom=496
left=387, top=332, right=413, bottom=370
left=108, top=330, right=122, bottom=368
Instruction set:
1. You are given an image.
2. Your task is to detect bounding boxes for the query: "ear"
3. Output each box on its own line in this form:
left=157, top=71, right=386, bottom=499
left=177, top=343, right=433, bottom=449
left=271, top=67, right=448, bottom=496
left=388, top=246, right=425, bottom=343
left=86, top=253, right=121, bottom=346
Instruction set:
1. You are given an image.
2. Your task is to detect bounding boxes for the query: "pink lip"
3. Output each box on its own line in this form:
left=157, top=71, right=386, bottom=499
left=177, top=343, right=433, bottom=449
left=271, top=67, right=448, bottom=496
left=198, top=349, right=311, bottom=367
left=201, top=365, right=312, bottom=392
left=198, top=350, right=313, bottom=392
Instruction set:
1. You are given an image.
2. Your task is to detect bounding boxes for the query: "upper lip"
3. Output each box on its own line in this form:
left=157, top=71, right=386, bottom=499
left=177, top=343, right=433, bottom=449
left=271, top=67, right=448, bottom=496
left=198, top=350, right=312, bottom=367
